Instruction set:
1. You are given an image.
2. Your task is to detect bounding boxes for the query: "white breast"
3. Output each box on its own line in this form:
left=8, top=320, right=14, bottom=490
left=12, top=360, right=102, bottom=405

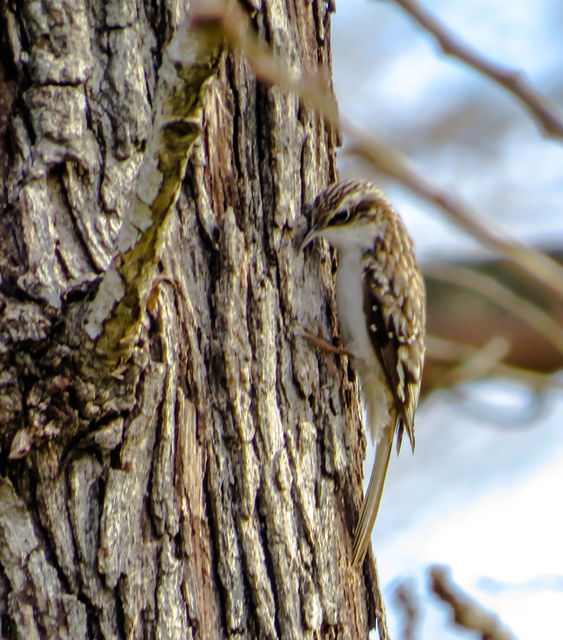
left=335, top=247, right=393, bottom=442
left=335, top=247, right=373, bottom=360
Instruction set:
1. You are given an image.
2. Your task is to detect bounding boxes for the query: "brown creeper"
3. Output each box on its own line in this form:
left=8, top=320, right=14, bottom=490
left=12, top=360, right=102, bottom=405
left=301, top=179, right=426, bottom=566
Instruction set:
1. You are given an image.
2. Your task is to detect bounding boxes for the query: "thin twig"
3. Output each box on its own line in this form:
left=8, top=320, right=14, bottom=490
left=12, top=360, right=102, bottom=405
left=426, top=334, right=561, bottom=390
left=342, top=120, right=563, bottom=300
left=436, top=336, right=510, bottom=387
left=430, top=566, right=517, bottom=640
left=192, top=1, right=339, bottom=121
left=389, top=0, right=563, bottom=139
left=395, top=581, right=419, bottom=640
left=424, top=265, right=563, bottom=355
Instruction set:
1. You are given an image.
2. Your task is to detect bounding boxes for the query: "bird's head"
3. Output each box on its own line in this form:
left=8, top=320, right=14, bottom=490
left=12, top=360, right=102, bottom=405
left=301, top=179, right=392, bottom=252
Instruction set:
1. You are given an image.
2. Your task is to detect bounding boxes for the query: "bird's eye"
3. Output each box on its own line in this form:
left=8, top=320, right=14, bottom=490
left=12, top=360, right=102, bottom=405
left=332, top=209, right=349, bottom=224
left=354, top=197, right=379, bottom=215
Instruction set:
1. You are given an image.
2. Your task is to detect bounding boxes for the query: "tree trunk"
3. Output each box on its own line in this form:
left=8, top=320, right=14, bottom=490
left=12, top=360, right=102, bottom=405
left=0, top=1, right=385, bottom=638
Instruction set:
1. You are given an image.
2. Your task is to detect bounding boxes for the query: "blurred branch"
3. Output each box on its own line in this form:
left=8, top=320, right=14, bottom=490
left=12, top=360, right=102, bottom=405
left=430, top=566, right=517, bottom=640
left=425, top=265, right=563, bottom=356
left=395, top=581, right=419, bottom=640
left=191, top=1, right=339, bottom=121
left=435, top=336, right=510, bottom=387
left=389, top=0, right=563, bottom=140
left=343, top=121, right=563, bottom=300
left=425, top=335, right=560, bottom=393
left=424, top=252, right=563, bottom=394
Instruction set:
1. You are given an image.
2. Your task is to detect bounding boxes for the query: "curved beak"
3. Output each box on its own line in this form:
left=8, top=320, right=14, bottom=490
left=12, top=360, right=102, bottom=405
left=299, top=224, right=319, bottom=252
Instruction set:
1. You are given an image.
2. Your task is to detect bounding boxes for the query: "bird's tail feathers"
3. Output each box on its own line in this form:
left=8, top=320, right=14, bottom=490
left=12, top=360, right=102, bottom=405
left=351, top=424, right=394, bottom=567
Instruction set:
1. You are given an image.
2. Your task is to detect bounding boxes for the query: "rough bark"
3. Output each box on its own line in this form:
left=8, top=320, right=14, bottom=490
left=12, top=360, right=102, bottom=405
left=0, top=1, right=385, bottom=639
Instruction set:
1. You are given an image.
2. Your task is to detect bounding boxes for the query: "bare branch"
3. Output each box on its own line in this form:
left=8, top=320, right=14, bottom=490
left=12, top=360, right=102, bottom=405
left=430, top=566, right=517, bottom=640
left=434, top=335, right=511, bottom=387
left=342, top=120, right=563, bottom=300
left=395, top=581, right=419, bottom=640
left=195, top=0, right=339, bottom=122
left=425, top=334, right=561, bottom=391
left=424, top=265, right=563, bottom=356
left=389, top=0, right=563, bottom=139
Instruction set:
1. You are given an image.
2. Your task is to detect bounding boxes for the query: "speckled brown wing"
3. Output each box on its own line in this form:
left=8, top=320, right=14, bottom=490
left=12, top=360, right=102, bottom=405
left=352, top=214, right=426, bottom=566
left=362, top=212, right=426, bottom=452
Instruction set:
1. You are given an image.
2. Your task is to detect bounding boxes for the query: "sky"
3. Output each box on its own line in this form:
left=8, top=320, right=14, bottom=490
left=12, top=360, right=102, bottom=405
left=331, top=1, right=563, bottom=638
left=333, top=0, right=563, bottom=261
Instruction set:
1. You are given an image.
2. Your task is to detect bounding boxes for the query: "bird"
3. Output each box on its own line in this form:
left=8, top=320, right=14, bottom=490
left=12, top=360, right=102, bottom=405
left=301, top=178, right=426, bottom=567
